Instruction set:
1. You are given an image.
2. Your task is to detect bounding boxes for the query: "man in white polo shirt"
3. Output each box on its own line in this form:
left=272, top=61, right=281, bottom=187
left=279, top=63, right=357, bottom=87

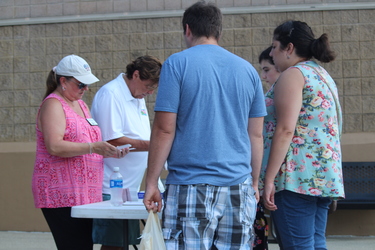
left=91, top=55, right=162, bottom=250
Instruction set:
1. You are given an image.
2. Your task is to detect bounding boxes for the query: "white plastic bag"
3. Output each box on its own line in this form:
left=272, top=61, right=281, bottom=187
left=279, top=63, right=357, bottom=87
left=139, top=211, right=166, bottom=250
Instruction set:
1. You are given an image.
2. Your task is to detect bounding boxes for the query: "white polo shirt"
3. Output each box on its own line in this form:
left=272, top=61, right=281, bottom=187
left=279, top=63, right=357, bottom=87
left=91, top=73, right=150, bottom=194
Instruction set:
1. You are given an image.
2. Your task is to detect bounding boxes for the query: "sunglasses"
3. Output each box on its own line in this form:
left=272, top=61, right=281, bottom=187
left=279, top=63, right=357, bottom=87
left=69, top=79, right=88, bottom=89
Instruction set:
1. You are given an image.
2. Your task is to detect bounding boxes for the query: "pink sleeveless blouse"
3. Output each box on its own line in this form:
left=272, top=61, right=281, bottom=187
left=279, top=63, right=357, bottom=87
left=32, top=93, right=104, bottom=208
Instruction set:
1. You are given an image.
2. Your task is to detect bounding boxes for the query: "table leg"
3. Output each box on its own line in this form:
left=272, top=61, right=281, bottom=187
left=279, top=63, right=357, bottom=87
left=123, top=219, right=129, bottom=250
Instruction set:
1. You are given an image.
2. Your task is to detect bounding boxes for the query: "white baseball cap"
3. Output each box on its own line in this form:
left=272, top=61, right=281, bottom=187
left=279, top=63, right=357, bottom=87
left=55, top=55, right=99, bottom=84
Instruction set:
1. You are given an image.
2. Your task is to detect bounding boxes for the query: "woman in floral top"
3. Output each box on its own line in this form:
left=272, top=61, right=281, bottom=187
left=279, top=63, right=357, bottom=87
left=261, top=21, right=345, bottom=250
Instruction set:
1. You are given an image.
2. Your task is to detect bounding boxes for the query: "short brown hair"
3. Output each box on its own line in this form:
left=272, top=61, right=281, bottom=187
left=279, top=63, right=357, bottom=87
left=126, top=55, right=162, bottom=84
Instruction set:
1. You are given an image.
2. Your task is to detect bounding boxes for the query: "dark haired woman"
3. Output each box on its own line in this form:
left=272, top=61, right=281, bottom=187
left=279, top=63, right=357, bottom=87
left=252, top=46, right=282, bottom=250
left=259, top=46, right=281, bottom=90
left=261, top=21, right=345, bottom=250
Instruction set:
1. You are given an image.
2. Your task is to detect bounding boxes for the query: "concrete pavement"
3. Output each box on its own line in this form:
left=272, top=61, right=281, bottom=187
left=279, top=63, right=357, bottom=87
left=269, top=235, right=375, bottom=250
left=0, top=231, right=374, bottom=249
left=0, top=231, right=135, bottom=250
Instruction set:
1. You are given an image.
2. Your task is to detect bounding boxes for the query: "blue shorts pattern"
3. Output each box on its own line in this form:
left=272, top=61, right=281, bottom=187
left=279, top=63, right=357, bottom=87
left=92, top=194, right=141, bottom=246
left=162, top=178, right=256, bottom=250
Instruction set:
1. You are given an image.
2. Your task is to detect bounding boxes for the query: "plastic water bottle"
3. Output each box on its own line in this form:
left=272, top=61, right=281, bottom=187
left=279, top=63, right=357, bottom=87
left=110, top=167, right=123, bottom=207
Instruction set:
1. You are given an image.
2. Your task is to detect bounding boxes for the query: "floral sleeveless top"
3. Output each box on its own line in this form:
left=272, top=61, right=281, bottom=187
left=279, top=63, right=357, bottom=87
left=32, top=93, right=104, bottom=208
left=261, top=61, right=345, bottom=199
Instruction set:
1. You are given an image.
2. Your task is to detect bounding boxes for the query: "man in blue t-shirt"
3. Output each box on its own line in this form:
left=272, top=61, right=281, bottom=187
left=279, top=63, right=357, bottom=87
left=143, top=1, right=266, bottom=249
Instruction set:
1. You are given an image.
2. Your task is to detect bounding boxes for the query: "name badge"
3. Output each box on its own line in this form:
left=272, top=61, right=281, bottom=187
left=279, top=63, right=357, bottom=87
left=86, top=118, right=98, bottom=126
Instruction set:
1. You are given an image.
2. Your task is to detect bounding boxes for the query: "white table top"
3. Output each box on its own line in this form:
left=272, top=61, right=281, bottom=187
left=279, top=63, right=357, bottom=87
left=71, top=200, right=158, bottom=220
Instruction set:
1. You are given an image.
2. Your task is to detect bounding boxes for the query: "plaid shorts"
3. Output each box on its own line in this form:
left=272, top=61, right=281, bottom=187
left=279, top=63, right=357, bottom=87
left=162, top=177, right=256, bottom=250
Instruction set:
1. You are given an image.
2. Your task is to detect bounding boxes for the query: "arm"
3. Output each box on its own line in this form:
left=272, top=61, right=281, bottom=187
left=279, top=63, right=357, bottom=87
left=107, top=137, right=149, bottom=152
left=143, top=111, right=176, bottom=212
left=39, top=99, right=119, bottom=158
left=248, top=116, right=265, bottom=203
left=263, top=68, right=305, bottom=211
left=92, top=88, right=150, bottom=152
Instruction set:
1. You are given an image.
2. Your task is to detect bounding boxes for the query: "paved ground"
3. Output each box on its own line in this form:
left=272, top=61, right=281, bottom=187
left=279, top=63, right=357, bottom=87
left=0, top=231, right=374, bottom=249
left=269, top=235, right=375, bottom=250
left=0, top=231, right=135, bottom=250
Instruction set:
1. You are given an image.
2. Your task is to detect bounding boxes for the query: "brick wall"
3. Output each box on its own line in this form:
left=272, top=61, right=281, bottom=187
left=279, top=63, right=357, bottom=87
left=0, top=3, right=374, bottom=142
left=0, top=0, right=374, bottom=19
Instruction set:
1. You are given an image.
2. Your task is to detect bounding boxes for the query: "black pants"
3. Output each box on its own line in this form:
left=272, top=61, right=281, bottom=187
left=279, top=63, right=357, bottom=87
left=253, top=202, right=269, bottom=250
left=42, top=207, right=93, bottom=250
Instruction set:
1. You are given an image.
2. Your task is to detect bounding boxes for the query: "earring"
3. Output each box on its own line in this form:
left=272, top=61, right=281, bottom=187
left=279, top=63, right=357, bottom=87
left=62, top=86, right=66, bottom=91
left=287, top=55, right=290, bottom=59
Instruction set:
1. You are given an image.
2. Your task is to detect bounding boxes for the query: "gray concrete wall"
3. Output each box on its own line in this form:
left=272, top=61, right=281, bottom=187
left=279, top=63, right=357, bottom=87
left=0, top=1, right=373, bottom=20
left=1, top=6, right=375, bottom=141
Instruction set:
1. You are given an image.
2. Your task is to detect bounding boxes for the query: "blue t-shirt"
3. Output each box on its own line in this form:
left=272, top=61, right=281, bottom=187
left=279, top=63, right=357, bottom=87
left=155, top=44, right=266, bottom=186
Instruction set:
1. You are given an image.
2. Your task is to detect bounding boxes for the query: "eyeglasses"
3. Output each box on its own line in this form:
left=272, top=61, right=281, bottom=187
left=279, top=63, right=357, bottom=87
left=77, top=82, right=88, bottom=89
left=69, top=79, right=88, bottom=89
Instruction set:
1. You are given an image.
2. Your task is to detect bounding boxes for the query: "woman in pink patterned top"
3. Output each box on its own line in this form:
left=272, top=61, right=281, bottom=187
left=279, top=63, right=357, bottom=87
left=32, top=55, right=128, bottom=250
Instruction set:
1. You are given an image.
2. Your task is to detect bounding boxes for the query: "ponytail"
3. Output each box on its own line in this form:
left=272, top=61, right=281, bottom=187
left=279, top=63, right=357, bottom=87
left=310, top=34, right=336, bottom=63
left=274, top=20, right=336, bottom=63
left=44, top=70, right=60, bottom=100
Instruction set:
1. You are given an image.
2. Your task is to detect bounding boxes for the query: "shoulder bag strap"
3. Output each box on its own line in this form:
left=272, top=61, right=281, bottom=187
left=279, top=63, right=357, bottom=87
left=302, top=64, right=342, bottom=138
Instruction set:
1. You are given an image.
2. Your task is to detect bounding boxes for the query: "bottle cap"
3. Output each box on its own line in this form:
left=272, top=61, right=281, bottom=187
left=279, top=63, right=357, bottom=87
left=113, top=167, right=119, bottom=172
